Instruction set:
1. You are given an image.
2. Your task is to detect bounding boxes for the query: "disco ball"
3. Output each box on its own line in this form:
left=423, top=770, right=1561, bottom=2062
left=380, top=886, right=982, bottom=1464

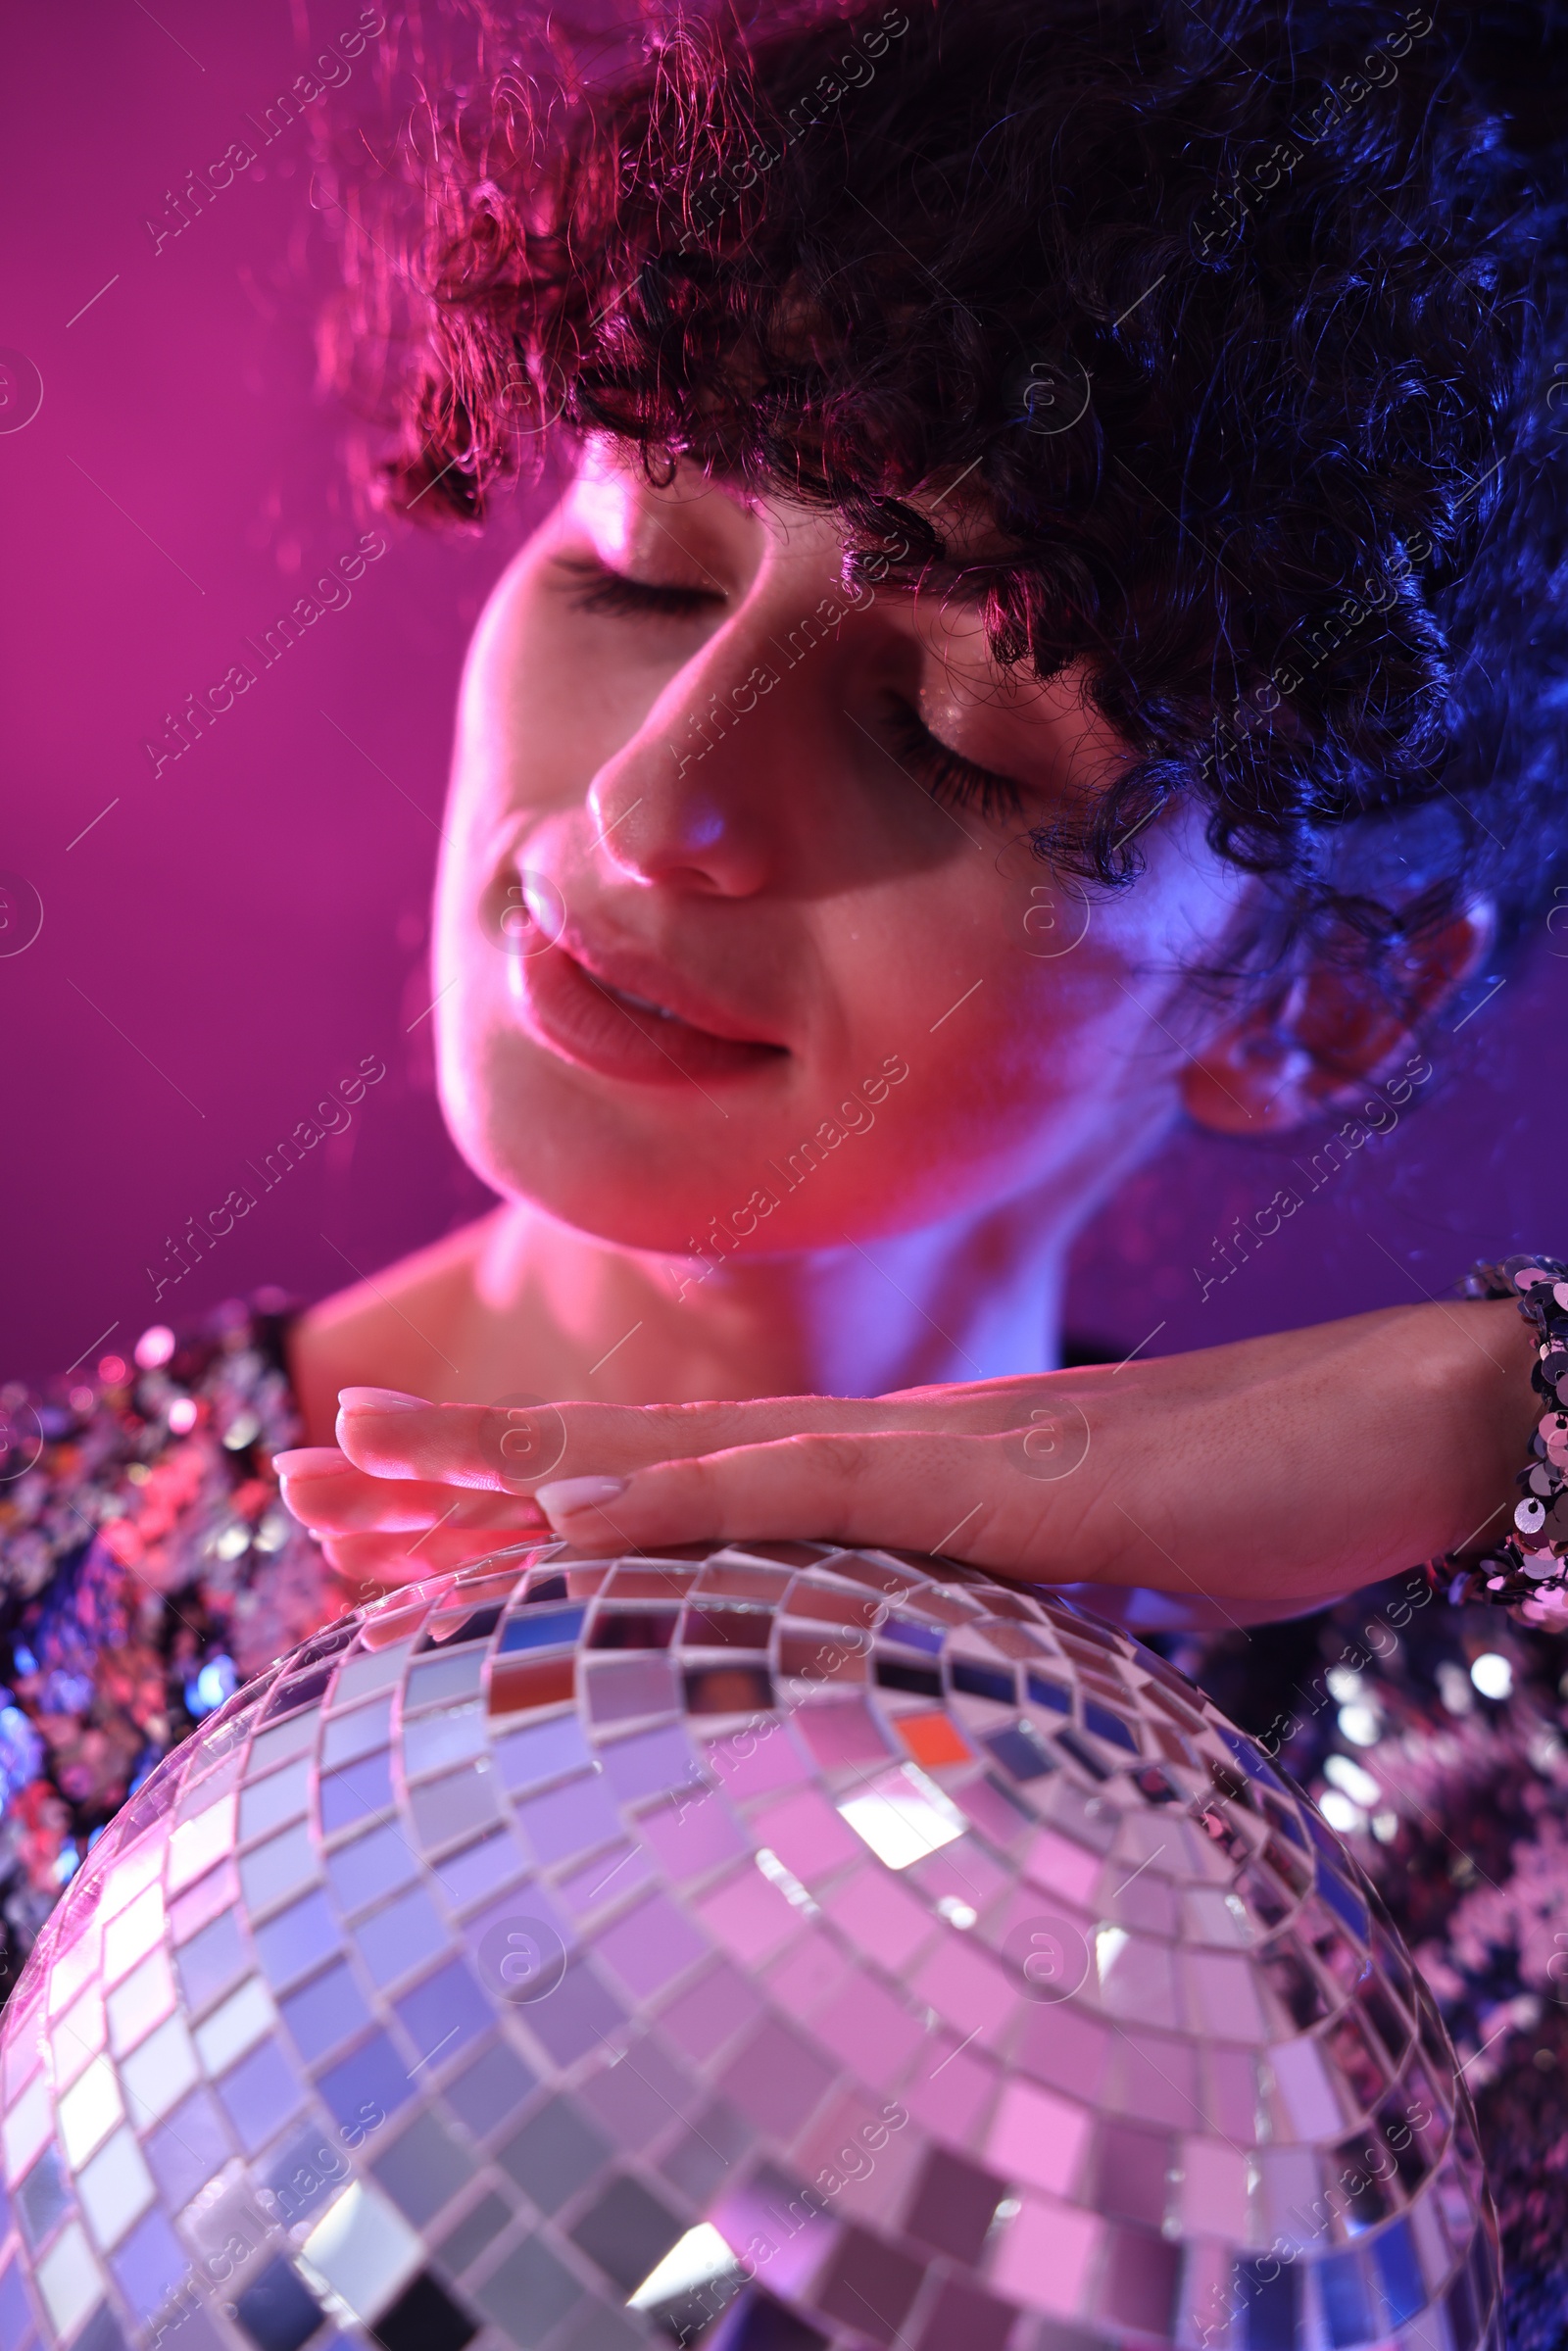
left=0, top=1542, right=1498, bottom=2351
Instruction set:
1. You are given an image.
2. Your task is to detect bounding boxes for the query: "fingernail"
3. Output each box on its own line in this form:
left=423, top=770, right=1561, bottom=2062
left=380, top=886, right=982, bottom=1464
left=273, top=1448, right=356, bottom=1479
left=532, top=1475, right=628, bottom=1527
left=337, top=1387, right=432, bottom=1412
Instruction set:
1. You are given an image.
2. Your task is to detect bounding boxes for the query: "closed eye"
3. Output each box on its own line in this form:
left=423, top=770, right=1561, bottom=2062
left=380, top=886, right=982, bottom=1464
left=881, top=697, right=1028, bottom=823
left=552, top=553, right=727, bottom=621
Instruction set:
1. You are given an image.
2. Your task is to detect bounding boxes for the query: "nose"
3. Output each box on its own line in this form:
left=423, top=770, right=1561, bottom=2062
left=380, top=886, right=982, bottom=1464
left=585, top=647, right=787, bottom=896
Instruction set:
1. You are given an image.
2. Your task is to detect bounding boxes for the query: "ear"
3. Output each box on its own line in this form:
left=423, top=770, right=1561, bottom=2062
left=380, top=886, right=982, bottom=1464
left=1180, top=900, right=1494, bottom=1137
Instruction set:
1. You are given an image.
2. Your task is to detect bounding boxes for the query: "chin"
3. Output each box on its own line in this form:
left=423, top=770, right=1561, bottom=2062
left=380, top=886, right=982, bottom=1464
left=437, top=1035, right=736, bottom=1253
left=438, top=1023, right=1013, bottom=1259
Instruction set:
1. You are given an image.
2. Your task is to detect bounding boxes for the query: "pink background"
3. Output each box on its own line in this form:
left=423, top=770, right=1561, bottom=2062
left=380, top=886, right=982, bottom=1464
left=3, top=3, right=1563, bottom=1389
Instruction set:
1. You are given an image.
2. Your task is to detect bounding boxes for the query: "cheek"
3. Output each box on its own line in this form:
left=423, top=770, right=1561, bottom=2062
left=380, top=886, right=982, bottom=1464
left=837, top=871, right=1154, bottom=1133
left=939, top=965, right=1155, bottom=1180
left=453, top=527, right=608, bottom=813
left=436, top=570, right=585, bottom=1044
left=823, top=820, right=1235, bottom=1217
left=432, top=815, right=498, bottom=1039
left=431, top=808, right=529, bottom=1165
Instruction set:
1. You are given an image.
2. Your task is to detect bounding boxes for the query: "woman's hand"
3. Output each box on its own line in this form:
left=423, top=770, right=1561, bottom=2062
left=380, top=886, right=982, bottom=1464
left=274, top=1298, right=1539, bottom=1615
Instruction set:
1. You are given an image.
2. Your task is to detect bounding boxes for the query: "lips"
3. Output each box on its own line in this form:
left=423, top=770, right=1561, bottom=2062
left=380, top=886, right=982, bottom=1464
left=512, top=923, right=788, bottom=1086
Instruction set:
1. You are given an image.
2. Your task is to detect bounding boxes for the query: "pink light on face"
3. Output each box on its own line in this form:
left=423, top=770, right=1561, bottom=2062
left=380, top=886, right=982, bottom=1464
left=435, top=438, right=1266, bottom=1277
left=495, top=866, right=568, bottom=962
left=570, top=441, right=638, bottom=565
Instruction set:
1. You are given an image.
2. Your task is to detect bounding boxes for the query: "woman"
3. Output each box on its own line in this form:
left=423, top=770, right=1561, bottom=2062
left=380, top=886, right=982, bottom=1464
left=6, top=0, right=1568, bottom=2337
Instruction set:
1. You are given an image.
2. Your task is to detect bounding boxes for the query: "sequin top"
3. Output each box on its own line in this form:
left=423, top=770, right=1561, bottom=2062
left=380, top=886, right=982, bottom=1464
left=0, top=1298, right=331, bottom=2000
left=1, top=1297, right=1564, bottom=2346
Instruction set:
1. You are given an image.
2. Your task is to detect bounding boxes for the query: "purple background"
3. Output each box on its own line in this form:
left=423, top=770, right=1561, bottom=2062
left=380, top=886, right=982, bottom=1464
left=3, top=3, right=1564, bottom=1391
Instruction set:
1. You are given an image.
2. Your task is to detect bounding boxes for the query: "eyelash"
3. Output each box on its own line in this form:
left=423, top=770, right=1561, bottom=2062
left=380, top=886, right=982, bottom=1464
left=882, top=698, right=1028, bottom=823
left=558, top=559, right=1028, bottom=823
left=556, top=555, right=724, bottom=620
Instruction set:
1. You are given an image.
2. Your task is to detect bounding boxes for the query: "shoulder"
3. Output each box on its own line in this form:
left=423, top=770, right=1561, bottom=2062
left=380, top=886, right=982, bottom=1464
left=287, top=1209, right=504, bottom=1441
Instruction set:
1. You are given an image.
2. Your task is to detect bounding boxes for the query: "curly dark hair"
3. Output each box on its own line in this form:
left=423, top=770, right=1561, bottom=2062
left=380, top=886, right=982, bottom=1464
left=346, top=0, right=1568, bottom=1000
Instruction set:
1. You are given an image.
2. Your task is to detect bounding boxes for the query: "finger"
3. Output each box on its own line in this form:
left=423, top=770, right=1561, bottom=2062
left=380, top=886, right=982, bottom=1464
left=331, top=1389, right=902, bottom=1491
left=274, top=1446, right=357, bottom=1478
left=531, top=1427, right=1072, bottom=1570
left=275, top=1449, right=546, bottom=1537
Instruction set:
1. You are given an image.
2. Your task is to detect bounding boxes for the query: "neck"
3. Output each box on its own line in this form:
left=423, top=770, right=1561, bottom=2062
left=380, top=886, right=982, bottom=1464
left=469, top=1191, right=1074, bottom=1403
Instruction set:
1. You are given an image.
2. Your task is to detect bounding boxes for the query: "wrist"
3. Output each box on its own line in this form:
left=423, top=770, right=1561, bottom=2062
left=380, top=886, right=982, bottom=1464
left=1432, top=1256, right=1568, bottom=1621
left=1442, top=1297, right=1541, bottom=1556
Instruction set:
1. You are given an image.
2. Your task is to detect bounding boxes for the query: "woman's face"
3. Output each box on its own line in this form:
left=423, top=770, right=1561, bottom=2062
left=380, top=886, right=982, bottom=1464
left=435, top=438, right=1249, bottom=1256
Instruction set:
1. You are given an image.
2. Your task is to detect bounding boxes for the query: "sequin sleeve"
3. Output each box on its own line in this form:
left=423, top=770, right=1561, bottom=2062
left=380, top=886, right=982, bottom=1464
left=1185, top=1576, right=1568, bottom=2349
left=0, top=1296, right=332, bottom=1992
